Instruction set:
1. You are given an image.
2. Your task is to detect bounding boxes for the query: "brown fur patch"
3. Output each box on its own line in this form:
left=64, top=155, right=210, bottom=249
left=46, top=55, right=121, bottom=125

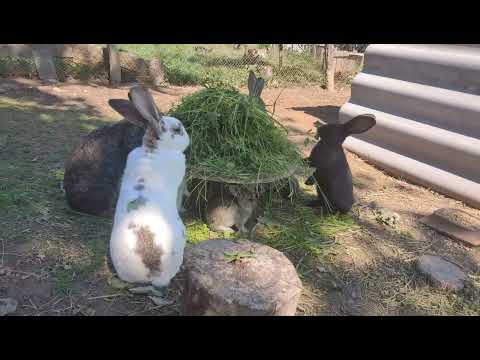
left=143, top=127, right=158, bottom=151
left=133, top=225, right=163, bottom=273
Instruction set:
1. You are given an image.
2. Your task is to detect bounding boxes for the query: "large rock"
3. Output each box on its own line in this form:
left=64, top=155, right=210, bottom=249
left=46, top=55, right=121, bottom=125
left=182, top=239, right=302, bottom=316
left=416, top=255, right=467, bottom=291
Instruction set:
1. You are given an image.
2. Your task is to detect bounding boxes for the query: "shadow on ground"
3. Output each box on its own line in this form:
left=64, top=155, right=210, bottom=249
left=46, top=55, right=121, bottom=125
left=290, top=105, right=341, bottom=125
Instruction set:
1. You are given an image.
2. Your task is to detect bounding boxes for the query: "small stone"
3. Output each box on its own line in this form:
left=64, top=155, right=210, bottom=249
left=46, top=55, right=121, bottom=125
left=416, top=255, right=466, bottom=291
left=0, top=298, right=18, bottom=316
left=151, top=288, right=165, bottom=297
left=109, top=277, right=131, bottom=290
left=129, top=286, right=155, bottom=295
left=148, top=296, right=173, bottom=307
left=316, top=266, right=327, bottom=273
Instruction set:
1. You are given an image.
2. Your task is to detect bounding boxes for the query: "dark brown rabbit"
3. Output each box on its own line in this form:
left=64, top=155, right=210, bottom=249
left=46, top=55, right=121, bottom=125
left=306, top=114, right=376, bottom=213
left=63, top=97, right=152, bottom=218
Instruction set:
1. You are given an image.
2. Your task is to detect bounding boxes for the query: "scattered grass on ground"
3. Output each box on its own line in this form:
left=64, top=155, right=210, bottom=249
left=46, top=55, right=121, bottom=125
left=1, top=83, right=479, bottom=316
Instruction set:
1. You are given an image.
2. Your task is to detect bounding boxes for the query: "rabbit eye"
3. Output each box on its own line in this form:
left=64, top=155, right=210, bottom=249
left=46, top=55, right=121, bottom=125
left=172, top=126, right=183, bottom=135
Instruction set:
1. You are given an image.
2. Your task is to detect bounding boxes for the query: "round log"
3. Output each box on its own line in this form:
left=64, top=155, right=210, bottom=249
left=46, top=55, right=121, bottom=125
left=182, top=239, right=302, bottom=316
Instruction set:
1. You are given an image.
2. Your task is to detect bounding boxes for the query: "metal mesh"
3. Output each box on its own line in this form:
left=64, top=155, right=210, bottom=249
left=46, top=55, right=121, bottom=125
left=0, top=56, right=37, bottom=78
left=117, top=44, right=331, bottom=88
left=118, top=51, right=157, bottom=85
left=0, top=44, right=364, bottom=88
left=54, top=57, right=108, bottom=81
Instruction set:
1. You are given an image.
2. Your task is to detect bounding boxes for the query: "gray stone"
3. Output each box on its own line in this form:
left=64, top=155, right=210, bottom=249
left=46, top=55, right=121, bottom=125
left=149, top=296, right=173, bottom=307
left=129, top=286, right=154, bottom=294
left=0, top=298, right=18, bottom=316
left=416, top=255, right=467, bottom=291
left=182, top=239, right=302, bottom=316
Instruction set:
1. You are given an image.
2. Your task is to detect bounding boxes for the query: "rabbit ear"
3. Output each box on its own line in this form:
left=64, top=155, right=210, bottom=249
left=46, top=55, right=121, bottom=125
left=108, top=99, right=147, bottom=128
left=254, top=77, right=265, bottom=97
left=248, top=71, right=257, bottom=96
left=344, top=114, right=376, bottom=135
left=248, top=70, right=265, bottom=97
left=128, top=86, right=164, bottom=127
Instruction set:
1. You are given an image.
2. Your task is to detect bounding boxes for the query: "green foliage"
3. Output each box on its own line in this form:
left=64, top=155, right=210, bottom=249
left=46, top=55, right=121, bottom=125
left=119, top=44, right=326, bottom=87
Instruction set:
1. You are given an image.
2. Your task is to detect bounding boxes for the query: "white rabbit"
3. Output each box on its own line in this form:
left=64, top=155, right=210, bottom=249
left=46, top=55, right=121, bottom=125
left=109, top=85, right=190, bottom=288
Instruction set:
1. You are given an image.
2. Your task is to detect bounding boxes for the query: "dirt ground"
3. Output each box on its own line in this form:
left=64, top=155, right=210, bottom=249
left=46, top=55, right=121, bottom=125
left=1, top=78, right=479, bottom=316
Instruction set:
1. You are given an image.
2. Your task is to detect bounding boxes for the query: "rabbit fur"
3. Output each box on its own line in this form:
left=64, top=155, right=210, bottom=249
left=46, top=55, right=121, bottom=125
left=64, top=94, right=190, bottom=218
left=205, top=183, right=258, bottom=234
left=109, top=86, right=190, bottom=288
left=248, top=71, right=266, bottom=107
left=306, top=114, right=376, bottom=213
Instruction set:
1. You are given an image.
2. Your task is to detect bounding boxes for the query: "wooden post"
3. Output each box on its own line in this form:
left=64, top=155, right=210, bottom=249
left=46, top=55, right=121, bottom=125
left=271, top=44, right=278, bottom=60
left=108, top=44, right=121, bottom=85
left=32, top=46, right=58, bottom=83
left=278, top=44, right=283, bottom=68
left=326, top=44, right=336, bottom=91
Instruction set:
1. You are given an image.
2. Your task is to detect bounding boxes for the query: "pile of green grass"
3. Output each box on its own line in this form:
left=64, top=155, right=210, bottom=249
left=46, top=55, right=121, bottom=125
left=168, top=86, right=306, bottom=184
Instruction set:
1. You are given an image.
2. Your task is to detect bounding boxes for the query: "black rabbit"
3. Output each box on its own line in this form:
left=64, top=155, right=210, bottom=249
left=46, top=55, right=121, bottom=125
left=306, top=114, right=376, bottom=213
left=63, top=98, right=151, bottom=218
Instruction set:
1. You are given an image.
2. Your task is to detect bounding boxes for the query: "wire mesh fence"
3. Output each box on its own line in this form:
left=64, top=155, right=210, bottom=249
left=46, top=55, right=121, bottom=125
left=0, top=44, right=365, bottom=88
left=54, top=57, right=109, bottom=82
left=117, top=44, right=330, bottom=88
left=0, top=56, right=37, bottom=78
